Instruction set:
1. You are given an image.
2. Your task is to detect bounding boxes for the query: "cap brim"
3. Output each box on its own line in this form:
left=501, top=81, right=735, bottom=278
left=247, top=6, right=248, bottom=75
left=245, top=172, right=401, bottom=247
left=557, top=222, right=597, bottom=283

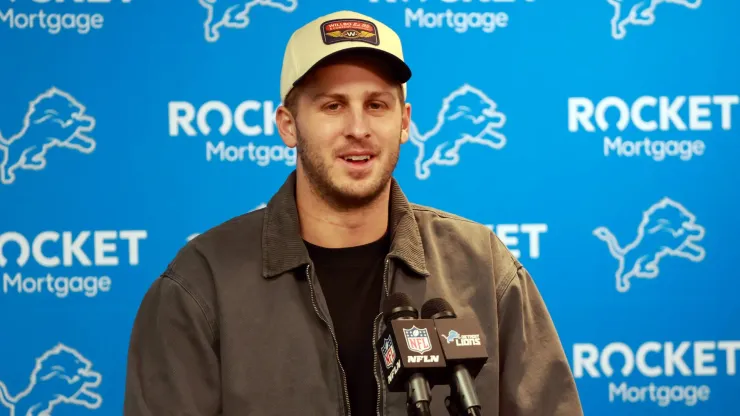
left=292, top=47, right=412, bottom=91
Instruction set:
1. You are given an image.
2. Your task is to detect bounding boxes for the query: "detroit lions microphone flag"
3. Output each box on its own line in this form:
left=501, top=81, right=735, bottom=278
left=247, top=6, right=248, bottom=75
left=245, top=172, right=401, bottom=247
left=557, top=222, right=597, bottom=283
left=1, top=1, right=738, bottom=415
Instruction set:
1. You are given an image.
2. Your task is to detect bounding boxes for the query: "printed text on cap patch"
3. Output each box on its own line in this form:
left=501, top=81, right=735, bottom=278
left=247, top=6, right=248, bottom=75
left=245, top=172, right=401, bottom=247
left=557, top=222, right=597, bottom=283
left=320, top=19, right=380, bottom=46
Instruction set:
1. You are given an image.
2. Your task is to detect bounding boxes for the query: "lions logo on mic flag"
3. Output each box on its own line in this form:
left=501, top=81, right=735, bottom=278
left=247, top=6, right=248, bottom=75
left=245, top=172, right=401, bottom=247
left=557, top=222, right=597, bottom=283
left=381, top=335, right=396, bottom=368
left=403, top=326, right=432, bottom=355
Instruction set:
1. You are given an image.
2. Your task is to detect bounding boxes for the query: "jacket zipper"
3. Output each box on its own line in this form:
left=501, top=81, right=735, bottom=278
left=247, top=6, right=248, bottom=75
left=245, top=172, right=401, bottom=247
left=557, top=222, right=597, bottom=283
left=373, top=258, right=391, bottom=416
left=306, top=264, right=351, bottom=416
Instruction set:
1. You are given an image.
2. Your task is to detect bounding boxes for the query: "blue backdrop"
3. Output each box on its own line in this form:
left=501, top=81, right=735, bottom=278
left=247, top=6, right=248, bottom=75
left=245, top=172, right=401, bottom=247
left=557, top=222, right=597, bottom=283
left=1, top=0, right=738, bottom=414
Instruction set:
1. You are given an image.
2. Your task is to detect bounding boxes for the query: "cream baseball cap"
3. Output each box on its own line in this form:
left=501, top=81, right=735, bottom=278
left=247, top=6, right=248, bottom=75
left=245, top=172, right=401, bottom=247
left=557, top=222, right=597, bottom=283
left=279, top=10, right=411, bottom=103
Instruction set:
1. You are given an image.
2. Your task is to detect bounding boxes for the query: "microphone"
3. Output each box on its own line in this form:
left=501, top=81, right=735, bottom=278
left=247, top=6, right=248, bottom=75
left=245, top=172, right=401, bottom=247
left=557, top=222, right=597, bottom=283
left=421, top=298, right=489, bottom=416
left=375, top=293, right=447, bottom=416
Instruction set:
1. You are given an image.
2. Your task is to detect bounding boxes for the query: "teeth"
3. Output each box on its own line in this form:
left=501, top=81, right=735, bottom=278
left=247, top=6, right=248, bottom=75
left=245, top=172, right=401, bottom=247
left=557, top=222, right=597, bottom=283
left=344, top=155, right=371, bottom=161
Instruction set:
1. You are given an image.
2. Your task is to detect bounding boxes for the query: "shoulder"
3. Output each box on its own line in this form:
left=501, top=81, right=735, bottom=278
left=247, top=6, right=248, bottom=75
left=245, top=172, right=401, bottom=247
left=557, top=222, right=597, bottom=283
left=410, top=202, right=484, bottom=228
left=186, top=207, right=266, bottom=263
left=410, top=203, right=490, bottom=240
left=410, top=202, right=507, bottom=254
left=410, top=202, right=521, bottom=295
left=161, top=207, right=266, bottom=300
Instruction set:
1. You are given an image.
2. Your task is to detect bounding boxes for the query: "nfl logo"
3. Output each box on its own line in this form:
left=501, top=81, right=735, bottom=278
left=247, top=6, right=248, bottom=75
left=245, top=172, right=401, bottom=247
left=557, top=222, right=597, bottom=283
left=381, top=336, right=396, bottom=368
left=403, top=326, right=432, bottom=355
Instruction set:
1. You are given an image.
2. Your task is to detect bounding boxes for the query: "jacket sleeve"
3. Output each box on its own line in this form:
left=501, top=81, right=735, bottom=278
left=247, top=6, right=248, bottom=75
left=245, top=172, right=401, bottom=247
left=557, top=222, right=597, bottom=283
left=123, top=273, right=221, bottom=416
left=496, top=265, right=584, bottom=416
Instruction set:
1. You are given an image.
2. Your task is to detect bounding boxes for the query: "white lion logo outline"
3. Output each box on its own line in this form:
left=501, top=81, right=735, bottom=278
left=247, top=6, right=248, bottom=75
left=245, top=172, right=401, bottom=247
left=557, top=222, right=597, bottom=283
left=0, top=343, right=103, bottom=416
left=200, top=0, right=298, bottom=42
left=593, top=197, right=705, bottom=292
left=607, top=0, right=702, bottom=40
left=408, top=84, right=506, bottom=180
left=0, top=87, right=96, bottom=186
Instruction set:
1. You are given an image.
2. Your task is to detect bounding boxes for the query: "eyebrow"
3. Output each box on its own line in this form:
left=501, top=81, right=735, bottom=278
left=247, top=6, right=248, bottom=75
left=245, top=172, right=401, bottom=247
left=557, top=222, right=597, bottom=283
left=310, top=91, right=395, bottom=102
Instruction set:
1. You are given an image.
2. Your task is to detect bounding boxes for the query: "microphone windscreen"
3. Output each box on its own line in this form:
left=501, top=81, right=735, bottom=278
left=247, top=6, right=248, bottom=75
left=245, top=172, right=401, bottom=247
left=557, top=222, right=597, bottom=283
left=383, top=292, right=417, bottom=322
left=421, top=297, right=456, bottom=319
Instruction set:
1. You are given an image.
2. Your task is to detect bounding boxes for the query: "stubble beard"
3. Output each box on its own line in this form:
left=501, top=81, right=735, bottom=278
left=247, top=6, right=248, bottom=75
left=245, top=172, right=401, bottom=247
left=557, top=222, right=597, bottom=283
left=295, top=128, right=401, bottom=211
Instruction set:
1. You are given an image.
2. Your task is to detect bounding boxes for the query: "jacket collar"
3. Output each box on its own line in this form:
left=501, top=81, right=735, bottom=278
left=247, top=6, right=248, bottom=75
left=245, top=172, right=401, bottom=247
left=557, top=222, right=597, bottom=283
left=261, top=171, right=430, bottom=279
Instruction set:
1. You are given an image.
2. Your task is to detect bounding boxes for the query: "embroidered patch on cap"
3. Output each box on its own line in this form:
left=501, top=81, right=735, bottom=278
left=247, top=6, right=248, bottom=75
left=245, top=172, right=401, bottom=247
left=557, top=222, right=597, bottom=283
left=320, top=19, right=379, bottom=46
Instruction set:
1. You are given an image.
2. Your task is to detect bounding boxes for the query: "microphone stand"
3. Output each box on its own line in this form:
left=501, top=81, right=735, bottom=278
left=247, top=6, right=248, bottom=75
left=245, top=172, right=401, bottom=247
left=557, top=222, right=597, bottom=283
left=406, top=373, right=433, bottom=416
left=444, top=383, right=482, bottom=416
left=407, top=401, right=433, bottom=416
left=402, top=381, right=483, bottom=416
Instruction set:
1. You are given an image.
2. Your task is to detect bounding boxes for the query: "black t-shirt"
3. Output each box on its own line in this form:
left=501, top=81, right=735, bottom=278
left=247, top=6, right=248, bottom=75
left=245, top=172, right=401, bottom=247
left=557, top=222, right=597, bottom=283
left=304, top=232, right=389, bottom=416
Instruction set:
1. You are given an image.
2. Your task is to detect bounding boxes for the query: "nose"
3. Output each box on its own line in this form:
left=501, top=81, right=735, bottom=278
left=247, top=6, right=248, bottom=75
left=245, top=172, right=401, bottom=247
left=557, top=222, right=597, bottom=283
left=344, top=106, right=371, bottom=140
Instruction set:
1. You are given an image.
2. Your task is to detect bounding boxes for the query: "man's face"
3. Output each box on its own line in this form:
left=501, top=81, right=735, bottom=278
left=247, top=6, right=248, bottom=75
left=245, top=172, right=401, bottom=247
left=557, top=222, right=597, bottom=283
left=277, top=55, right=411, bottom=209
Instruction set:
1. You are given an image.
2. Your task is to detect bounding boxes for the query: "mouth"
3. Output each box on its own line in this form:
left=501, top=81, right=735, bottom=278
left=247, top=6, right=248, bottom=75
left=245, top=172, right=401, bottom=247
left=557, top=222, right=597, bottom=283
left=342, top=154, right=372, bottom=162
left=337, top=153, right=376, bottom=173
left=338, top=153, right=376, bottom=164
left=476, top=122, right=505, bottom=143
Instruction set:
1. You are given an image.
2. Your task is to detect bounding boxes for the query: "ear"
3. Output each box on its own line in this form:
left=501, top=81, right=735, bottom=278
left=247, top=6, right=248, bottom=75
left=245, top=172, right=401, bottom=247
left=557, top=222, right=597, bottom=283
left=276, top=105, right=297, bottom=148
left=400, top=102, right=411, bottom=144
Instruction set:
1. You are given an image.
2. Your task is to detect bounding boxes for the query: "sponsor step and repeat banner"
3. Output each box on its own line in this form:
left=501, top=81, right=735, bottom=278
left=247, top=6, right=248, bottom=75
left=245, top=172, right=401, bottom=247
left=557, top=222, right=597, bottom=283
left=1, top=0, right=738, bottom=415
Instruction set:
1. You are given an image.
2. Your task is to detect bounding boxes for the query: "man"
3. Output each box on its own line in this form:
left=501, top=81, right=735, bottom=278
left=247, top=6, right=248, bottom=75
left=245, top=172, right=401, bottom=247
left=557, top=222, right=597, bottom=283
left=124, top=9, right=583, bottom=416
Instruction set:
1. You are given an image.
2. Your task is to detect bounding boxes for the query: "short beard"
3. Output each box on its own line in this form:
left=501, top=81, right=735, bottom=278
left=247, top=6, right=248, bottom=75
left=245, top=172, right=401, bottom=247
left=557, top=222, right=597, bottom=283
left=295, top=127, right=400, bottom=211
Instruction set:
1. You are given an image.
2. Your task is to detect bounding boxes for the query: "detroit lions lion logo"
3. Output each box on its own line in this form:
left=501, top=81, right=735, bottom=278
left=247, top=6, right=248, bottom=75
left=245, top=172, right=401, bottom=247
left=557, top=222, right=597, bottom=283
left=200, top=0, right=298, bottom=42
left=0, top=343, right=102, bottom=415
left=0, top=87, right=95, bottom=186
left=607, top=0, right=702, bottom=40
left=593, top=197, right=705, bottom=292
left=409, top=84, right=506, bottom=180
